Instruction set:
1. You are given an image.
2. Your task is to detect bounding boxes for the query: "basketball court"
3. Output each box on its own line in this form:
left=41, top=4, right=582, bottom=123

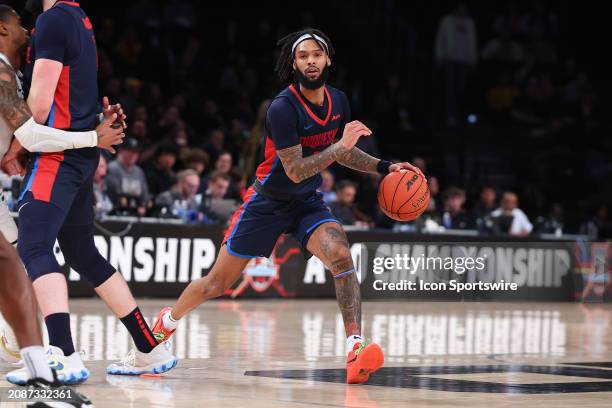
left=2, top=299, right=611, bottom=407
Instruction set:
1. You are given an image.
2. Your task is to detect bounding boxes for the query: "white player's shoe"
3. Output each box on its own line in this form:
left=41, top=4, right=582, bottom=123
left=6, top=346, right=90, bottom=386
left=106, top=342, right=177, bottom=375
left=0, top=323, right=22, bottom=364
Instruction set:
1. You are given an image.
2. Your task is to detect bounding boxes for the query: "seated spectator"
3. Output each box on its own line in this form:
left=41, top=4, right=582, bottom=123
left=106, top=138, right=151, bottom=216
left=201, top=171, right=238, bottom=225
left=201, top=128, right=225, bottom=166
left=329, top=180, right=373, bottom=227
left=145, top=144, right=178, bottom=196
left=425, top=175, right=440, bottom=216
left=472, top=186, right=497, bottom=219
left=319, top=170, right=336, bottom=204
left=229, top=168, right=248, bottom=200
left=182, top=148, right=209, bottom=177
left=93, top=155, right=113, bottom=218
left=201, top=151, right=241, bottom=200
left=440, top=187, right=470, bottom=229
left=491, top=192, right=533, bottom=236
left=155, top=169, right=203, bottom=223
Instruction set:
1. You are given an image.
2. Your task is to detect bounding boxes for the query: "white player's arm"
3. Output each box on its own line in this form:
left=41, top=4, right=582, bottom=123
left=0, top=60, right=122, bottom=153
left=27, top=58, right=62, bottom=124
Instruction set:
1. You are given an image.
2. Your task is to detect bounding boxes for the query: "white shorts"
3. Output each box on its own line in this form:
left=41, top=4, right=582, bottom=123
left=0, top=201, right=17, bottom=244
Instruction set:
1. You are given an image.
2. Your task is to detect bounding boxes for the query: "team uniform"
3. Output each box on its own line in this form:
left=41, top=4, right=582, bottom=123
left=17, top=1, right=115, bottom=287
left=224, top=84, right=349, bottom=257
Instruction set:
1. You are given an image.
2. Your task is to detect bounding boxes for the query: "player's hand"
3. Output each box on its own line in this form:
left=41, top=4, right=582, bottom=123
left=96, top=113, right=125, bottom=154
left=101, top=96, right=127, bottom=129
left=0, top=149, right=27, bottom=176
left=338, top=120, right=371, bottom=151
left=389, top=162, right=425, bottom=177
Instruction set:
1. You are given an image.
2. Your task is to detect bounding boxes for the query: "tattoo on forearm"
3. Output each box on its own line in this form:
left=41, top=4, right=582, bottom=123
left=277, top=143, right=349, bottom=183
left=0, top=60, right=31, bottom=132
left=336, top=147, right=379, bottom=173
left=334, top=272, right=362, bottom=336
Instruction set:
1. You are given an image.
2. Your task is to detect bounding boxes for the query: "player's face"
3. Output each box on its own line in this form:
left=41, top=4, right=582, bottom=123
left=4, top=11, right=28, bottom=53
left=293, top=39, right=331, bottom=89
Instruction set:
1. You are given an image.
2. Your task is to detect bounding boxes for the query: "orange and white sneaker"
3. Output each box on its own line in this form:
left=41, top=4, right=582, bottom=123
left=346, top=340, right=384, bottom=384
left=151, top=307, right=176, bottom=343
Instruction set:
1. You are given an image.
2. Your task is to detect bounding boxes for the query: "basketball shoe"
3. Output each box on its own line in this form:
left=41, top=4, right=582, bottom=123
left=25, top=369, right=93, bottom=408
left=151, top=307, right=176, bottom=343
left=106, top=341, right=177, bottom=375
left=346, top=340, right=384, bottom=384
left=6, top=346, right=90, bottom=386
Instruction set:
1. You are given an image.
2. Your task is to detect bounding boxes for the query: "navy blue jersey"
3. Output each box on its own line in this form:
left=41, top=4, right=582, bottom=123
left=24, top=1, right=98, bottom=131
left=257, top=84, right=350, bottom=195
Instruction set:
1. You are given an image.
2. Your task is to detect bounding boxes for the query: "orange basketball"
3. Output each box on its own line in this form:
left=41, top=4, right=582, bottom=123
left=378, top=170, right=430, bottom=221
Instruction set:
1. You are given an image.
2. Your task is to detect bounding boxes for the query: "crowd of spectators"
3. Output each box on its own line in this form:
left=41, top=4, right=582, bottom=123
left=0, top=0, right=609, bottom=239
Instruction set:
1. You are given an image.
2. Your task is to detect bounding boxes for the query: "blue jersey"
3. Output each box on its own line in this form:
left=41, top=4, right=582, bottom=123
left=24, top=1, right=98, bottom=132
left=257, top=84, right=350, bottom=195
left=19, top=1, right=100, bottom=209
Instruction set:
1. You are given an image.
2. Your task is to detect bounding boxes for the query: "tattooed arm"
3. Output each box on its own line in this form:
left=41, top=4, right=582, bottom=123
left=335, top=147, right=380, bottom=173
left=276, top=120, right=373, bottom=183
left=0, top=60, right=31, bottom=131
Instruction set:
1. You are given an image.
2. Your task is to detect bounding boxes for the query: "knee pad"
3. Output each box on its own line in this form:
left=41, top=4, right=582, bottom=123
left=58, top=224, right=115, bottom=287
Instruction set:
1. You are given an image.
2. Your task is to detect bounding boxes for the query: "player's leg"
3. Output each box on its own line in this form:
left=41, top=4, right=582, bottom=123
left=14, top=193, right=91, bottom=385
left=305, top=221, right=384, bottom=384
left=0, top=230, right=93, bottom=408
left=58, top=180, right=176, bottom=375
left=0, top=203, right=23, bottom=363
left=152, top=188, right=278, bottom=341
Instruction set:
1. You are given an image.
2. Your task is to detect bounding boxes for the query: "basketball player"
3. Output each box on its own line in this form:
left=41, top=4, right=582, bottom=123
left=0, top=4, right=123, bottom=366
left=2, top=1, right=176, bottom=385
left=152, top=28, right=423, bottom=384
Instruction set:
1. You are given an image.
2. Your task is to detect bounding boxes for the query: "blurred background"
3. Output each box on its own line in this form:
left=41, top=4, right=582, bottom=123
left=1, top=0, right=610, bottom=241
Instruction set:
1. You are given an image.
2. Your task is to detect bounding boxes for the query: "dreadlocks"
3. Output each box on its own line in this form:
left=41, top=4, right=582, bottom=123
left=275, top=28, right=335, bottom=83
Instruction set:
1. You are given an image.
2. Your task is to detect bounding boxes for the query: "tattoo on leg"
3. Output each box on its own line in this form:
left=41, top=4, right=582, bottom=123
left=334, top=271, right=361, bottom=337
left=331, top=258, right=353, bottom=275
left=319, top=226, right=349, bottom=260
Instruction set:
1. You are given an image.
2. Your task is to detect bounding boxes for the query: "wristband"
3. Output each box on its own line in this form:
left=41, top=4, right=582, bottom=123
left=377, top=160, right=392, bottom=175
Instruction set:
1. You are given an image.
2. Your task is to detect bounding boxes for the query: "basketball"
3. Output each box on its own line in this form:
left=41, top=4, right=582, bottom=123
left=378, top=170, right=430, bottom=221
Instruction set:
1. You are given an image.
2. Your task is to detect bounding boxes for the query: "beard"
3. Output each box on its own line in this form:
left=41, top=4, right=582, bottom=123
left=293, top=65, right=330, bottom=90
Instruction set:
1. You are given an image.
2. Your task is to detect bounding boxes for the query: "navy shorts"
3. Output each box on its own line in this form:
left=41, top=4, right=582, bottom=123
left=223, top=186, right=340, bottom=258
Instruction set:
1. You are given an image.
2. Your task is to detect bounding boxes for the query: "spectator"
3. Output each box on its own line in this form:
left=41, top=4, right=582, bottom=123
left=472, top=186, right=497, bottom=219
left=106, top=138, right=151, bottom=216
left=155, top=169, right=203, bottom=222
left=435, top=3, right=478, bottom=127
left=242, top=99, right=271, bottom=179
left=319, top=170, right=337, bottom=204
left=329, top=180, right=373, bottom=227
left=182, top=148, right=210, bottom=177
left=93, top=155, right=113, bottom=218
left=425, top=176, right=440, bottom=215
left=491, top=192, right=533, bottom=236
left=145, top=144, right=178, bottom=196
left=202, top=171, right=237, bottom=224
left=440, top=187, right=470, bottom=229
left=202, top=128, right=225, bottom=166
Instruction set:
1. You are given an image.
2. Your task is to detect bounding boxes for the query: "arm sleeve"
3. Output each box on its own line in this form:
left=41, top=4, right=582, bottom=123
left=266, top=99, right=300, bottom=150
left=34, top=10, right=76, bottom=63
left=14, top=118, right=97, bottom=152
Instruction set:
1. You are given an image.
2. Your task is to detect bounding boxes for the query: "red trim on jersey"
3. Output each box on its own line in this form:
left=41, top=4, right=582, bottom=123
left=82, top=17, right=93, bottom=30
left=57, top=1, right=80, bottom=6
left=255, top=137, right=277, bottom=180
left=289, top=84, right=332, bottom=127
left=223, top=186, right=256, bottom=243
left=30, top=153, right=64, bottom=202
left=53, top=67, right=71, bottom=129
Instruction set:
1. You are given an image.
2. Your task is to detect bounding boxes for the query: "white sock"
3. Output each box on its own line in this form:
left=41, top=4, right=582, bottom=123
left=346, top=335, right=363, bottom=352
left=21, top=346, right=54, bottom=382
left=162, top=310, right=178, bottom=331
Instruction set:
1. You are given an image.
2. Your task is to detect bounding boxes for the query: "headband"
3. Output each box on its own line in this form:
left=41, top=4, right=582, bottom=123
left=291, top=33, right=329, bottom=54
